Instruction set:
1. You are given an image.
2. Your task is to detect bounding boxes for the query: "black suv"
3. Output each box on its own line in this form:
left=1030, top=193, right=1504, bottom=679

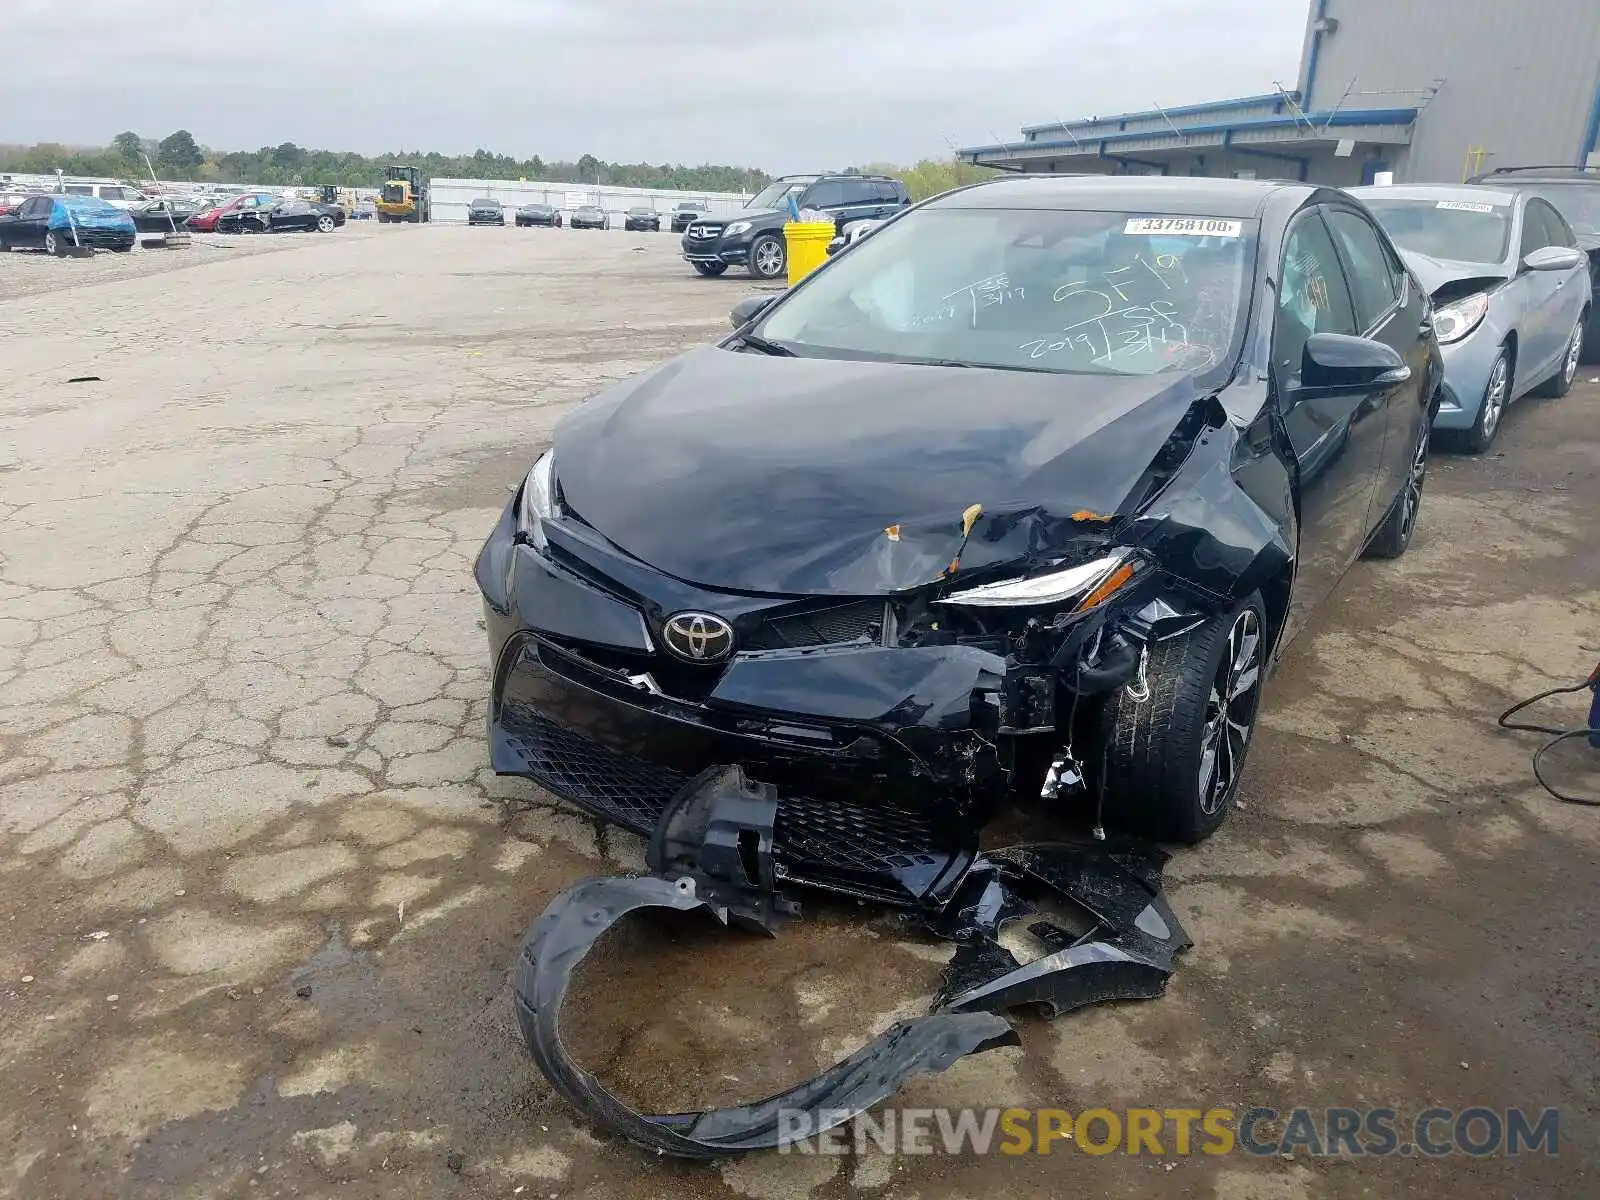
left=1467, top=165, right=1600, bottom=359
left=681, top=173, right=909, bottom=279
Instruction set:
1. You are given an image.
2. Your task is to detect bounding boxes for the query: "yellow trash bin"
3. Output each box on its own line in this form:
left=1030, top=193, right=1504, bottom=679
left=784, top=221, right=836, bottom=287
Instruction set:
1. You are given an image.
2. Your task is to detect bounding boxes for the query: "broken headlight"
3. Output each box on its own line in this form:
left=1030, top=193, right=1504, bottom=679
left=517, top=451, right=556, bottom=547
left=937, top=550, right=1142, bottom=613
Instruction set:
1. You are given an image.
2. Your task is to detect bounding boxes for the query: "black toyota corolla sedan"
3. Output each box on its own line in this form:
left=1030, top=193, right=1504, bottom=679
left=476, top=176, right=1439, bottom=904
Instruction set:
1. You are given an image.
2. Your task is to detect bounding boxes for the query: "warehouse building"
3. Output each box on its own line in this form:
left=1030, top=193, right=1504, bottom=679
left=960, top=0, right=1600, bottom=186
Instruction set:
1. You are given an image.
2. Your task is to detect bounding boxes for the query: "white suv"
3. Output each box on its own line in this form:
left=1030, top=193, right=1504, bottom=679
left=59, top=182, right=148, bottom=210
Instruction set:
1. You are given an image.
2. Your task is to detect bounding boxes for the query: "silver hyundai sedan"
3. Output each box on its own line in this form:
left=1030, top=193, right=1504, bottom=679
left=1350, top=184, right=1591, bottom=452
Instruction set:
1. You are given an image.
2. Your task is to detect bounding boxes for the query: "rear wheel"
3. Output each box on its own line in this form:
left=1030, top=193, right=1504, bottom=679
left=316, top=215, right=336, bottom=233
left=1099, top=593, right=1267, bottom=843
left=693, top=262, right=727, bottom=277
left=43, top=230, right=67, bottom=256
left=1533, top=314, right=1585, bottom=398
left=749, top=233, right=786, bottom=280
left=1462, top=347, right=1510, bottom=454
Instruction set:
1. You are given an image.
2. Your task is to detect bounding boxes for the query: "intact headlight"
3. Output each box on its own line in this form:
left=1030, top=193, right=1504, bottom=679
left=517, top=451, right=556, bottom=546
left=723, top=220, right=752, bottom=237
left=1432, top=292, right=1490, bottom=344
left=938, top=551, right=1142, bottom=611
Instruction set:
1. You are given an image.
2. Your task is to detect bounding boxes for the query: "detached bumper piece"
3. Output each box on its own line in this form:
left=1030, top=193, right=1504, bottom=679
left=511, top=765, right=1189, bottom=1158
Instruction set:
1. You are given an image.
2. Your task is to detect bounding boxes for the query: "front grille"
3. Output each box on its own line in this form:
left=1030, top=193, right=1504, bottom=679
left=743, top=600, right=887, bottom=651
left=687, top=224, right=723, bottom=239
left=65, top=228, right=130, bottom=247
left=499, top=704, right=684, bottom=833
left=496, top=700, right=955, bottom=900
left=774, top=798, right=943, bottom=877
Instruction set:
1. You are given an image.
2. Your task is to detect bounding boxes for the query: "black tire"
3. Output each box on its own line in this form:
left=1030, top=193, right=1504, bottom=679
left=112, top=244, right=132, bottom=253
left=1461, top=346, right=1511, bottom=454
left=748, top=233, right=786, bottom=280
left=1363, top=403, right=1431, bottom=560
left=1533, top=311, right=1585, bottom=398
left=693, top=261, right=727, bottom=277
left=43, top=230, right=67, bottom=257
left=316, top=215, right=336, bottom=233
left=1099, top=592, right=1267, bottom=844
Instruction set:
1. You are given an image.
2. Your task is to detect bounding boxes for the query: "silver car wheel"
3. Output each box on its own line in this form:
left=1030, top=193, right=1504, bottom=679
left=317, top=215, right=335, bottom=233
left=1399, top=419, right=1428, bottom=543
left=1480, top=354, right=1508, bottom=438
left=754, top=240, right=784, bottom=277
left=1198, top=608, right=1262, bottom=816
left=1563, top=321, right=1583, bottom=384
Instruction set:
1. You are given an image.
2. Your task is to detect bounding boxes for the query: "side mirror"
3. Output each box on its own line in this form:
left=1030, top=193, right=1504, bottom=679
left=730, top=295, right=779, bottom=329
left=1300, top=332, right=1412, bottom=391
left=1522, top=245, right=1584, bottom=273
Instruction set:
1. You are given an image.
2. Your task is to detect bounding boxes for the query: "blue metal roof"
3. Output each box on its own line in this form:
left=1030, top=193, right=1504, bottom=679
left=960, top=108, right=1420, bottom=159
left=1018, top=93, right=1289, bottom=136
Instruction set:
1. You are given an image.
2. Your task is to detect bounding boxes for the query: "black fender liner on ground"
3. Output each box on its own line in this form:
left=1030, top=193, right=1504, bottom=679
left=511, top=873, right=1018, bottom=1157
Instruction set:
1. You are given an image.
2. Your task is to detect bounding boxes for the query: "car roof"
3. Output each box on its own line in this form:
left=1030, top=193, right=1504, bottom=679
left=1348, top=183, right=1519, bottom=205
left=927, top=174, right=1306, bottom=217
left=1473, top=166, right=1600, bottom=182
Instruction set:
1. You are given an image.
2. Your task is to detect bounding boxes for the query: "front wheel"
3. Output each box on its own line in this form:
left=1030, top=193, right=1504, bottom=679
left=1462, top=347, right=1510, bottom=454
left=43, top=230, right=67, bottom=256
left=749, top=233, right=786, bottom=280
left=692, top=261, right=727, bottom=277
left=1363, top=407, right=1430, bottom=560
left=316, top=215, right=336, bottom=233
left=1533, top=314, right=1585, bottom=398
left=1099, top=593, right=1267, bottom=843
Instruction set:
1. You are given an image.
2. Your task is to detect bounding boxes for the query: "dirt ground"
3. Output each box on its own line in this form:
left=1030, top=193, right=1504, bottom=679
left=0, top=224, right=1596, bottom=1200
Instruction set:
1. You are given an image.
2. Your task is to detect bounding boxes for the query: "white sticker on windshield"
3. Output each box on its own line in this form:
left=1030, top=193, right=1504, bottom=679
left=1124, top=217, right=1243, bottom=237
left=1436, top=200, right=1497, bottom=213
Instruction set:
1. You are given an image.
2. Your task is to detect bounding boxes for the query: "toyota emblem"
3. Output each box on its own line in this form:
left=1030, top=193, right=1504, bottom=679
left=661, top=611, right=735, bottom=662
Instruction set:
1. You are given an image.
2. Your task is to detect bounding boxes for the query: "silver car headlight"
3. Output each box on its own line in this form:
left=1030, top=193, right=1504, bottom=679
left=517, top=451, right=556, bottom=546
left=1432, top=292, right=1490, bottom=345
left=937, top=551, right=1142, bottom=611
left=723, top=220, right=752, bottom=237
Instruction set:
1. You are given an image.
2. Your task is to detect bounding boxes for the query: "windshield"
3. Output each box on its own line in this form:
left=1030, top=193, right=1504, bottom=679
left=746, top=179, right=811, bottom=211
left=756, top=206, right=1255, bottom=378
left=1519, top=183, right=1600, bottom=236
left=1360, top=198, right=1512, bottom=264
left=472, top=198, right=499, bottom=207
left=629, top=207, right=651, bottom=215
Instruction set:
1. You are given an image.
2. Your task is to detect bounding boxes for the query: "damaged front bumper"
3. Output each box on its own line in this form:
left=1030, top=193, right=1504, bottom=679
left=510, top=764, right=1190, bottom=1158
left=477, top=498, right=1156, bottom=905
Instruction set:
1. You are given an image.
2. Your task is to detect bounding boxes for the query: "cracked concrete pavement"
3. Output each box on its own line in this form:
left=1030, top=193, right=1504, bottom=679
left=0, top=224, right=1596, bottom=1199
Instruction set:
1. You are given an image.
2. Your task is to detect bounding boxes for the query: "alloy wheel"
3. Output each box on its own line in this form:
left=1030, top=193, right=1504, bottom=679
left=1563, top=322, right=1583, bottom=385
left=1197, top=609, right=1262, bottom=815
left=754, top=240, right=784, bottom=277
left=1399, top=422, right=1429, bottom=543
left=317, top=215, right=335, bottom=233
left=1481, top=355, right=1508, bottom=439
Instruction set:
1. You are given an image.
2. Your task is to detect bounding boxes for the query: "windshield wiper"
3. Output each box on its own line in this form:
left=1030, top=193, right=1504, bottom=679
left=731, top=332, right=795, bottom=357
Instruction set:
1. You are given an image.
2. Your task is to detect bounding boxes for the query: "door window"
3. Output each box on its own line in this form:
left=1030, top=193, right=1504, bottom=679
left=100, top=186, right=127, bottom=201
left=20, top=197, right=48, bottom=219
left=802, top=181, right=846, bottom=209
left=1525, top=198, right=1571, bottom=249
left=1519, top=200, right=1555, bottom=257
left=1272, top=212, right=1359, bottom=381
left=1324, top=209, right=1400, bottom=332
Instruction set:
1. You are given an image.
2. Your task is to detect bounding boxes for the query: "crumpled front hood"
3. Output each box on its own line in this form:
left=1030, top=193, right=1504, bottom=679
left=1398, top=249, right=1509, bottom=296
left=552, top=347, right=1202, bottom=596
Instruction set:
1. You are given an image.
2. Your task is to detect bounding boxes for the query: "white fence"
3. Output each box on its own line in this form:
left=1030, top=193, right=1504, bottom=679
left=427, top=178, right=753, bottom=225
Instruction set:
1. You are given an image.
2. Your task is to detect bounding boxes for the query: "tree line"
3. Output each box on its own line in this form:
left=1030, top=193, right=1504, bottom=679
left=0, top=130, right=998, bottom=201
left=0, top=131, right=773, bottom=194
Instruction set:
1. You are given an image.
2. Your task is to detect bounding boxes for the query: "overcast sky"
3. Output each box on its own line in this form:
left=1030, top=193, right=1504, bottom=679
left=3, top=0, right=1309, bottom=171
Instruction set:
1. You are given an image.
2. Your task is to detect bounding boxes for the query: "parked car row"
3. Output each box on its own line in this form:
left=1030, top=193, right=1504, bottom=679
left=0, top=194, right=138, bottom=253
left=464, top=202, right=687, bottom=230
